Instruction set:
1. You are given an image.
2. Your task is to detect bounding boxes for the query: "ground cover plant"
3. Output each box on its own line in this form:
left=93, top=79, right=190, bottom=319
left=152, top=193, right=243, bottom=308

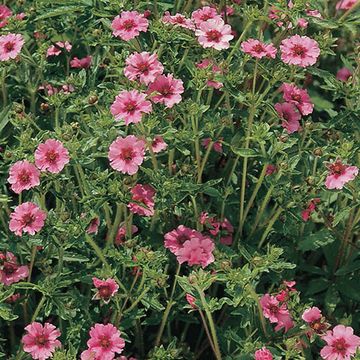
left=0, top=0, right=360, bottom=359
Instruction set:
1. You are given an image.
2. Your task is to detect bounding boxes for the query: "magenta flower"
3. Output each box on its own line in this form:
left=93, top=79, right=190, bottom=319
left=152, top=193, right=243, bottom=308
left=22, top=322, right=61, bottom=360
left=8, top=160, right=40, bottom=194
left=241, top=39, right=277, bottom=59
left=301, top=198, right=320, bottom=222
left=35, top=139, right=70, bottom=173
left=254, top=347, right=273, bottom=360
left=201, top=137, right=223, bottom=153
left=191, top=6, right=220, bottom=28
left=302, top=307, right=322, bottom=323
left=0, top=33, right=24, bottom=61
left=112, top=11, right=148, bottom=41
left=110, top=90, right=152, bottom=125
left=260, top=294, right=294, bottom=332
left=9, top=202, right=47, bottom=236
left=151, top=136, right=168, bottom=153
left=280, top=35, right=320, bottom=67
left=186, top=294, right=197, bottom=309
left=162, top=11, right=195, bottom=30
left=70, top=55, right=92, bottom=69
left=124, top=52, right=164, bottom=85
left=115, top=224, right=138, bottom=245
left=274, top=102, right=301, bottom=134
left=108, top=135, right=146, bottom=175
left=336, top=67, right=352, bottom=82
left=164, top=225, right=198, bottom=255
left=320, top=325, right=360, bottom=360
left=195, top=18, right=234, bottom=50
left=86, top=217, right=100, bottom=235
left=325, top=160, right=358, bottom=190
left=281, top=83, right=314, bottom=115
left=128, top=184, right=155, bottom=217
left=148, top=74, right=184, bottom=108
left=92, top=277, right=119, bottom=303
left=86, top=323, right=125, bottom=360
left=0, top=251, right=29, bottom=286
left=336, top=0, right=357, bottom=10
left=46, top=41, right=72, bottom=57
left=0, top=5, right=12, bottom=28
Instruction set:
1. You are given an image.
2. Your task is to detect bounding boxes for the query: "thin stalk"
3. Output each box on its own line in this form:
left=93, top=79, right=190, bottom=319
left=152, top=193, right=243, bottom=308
left=31, top=295, right=46, bottom=322
left=27, top=246, right=37, bottom=282
left=198, top=309, right=217, bottom=356
left=258, top=206, right=283, bottom=248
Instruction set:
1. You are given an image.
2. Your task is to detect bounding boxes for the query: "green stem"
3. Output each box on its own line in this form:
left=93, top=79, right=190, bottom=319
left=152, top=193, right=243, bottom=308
left=31, top=295, right=46, bottom=322
left=258, top=206, right=283, bottom=248
left=27, top=246, right=37, bottom=282
left=2, top=68, right=7, bottom=106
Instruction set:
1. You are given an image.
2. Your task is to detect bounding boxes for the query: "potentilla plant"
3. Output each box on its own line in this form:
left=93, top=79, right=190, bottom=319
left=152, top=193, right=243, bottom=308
left=0, top=0, right=360, bottom=359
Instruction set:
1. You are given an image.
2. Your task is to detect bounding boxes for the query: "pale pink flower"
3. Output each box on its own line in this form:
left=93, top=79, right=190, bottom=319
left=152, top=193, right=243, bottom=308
left=0, top=33, right=24, bottom=61
left=108, top=135, right=145, bottom=175
left=336, top=0, right=357, bottom=10
left=255, top=347, right=273, bottom=360
left=306, top=9, right=322, bottom=18
left=281, top=83, right=314, bottom=115
left=320, top=325, right=360, bottom=360
left=148, top=74, right=184, bottom=108
left=92, top=277, right=119, bottom=303
left=336, top=67, right=352, bottom=82
left=195, top=18, right=233, bottom=50
left=274, top=102, right=301, bottom=134
left=176, top=234, right=215, bottom=268
left=39, top=83, right=58, bottom=96
left=86, top=323, right=125, bottom=360
left=186, top=294, right=197, bottom=309
left=115, top=224, right=138, bottom=245
left=35, top=139, right=70, bottom=173
left=110, top=90, right=152, bottom=125
left=46, top=41, right=72, bottom=57
left=162, top=12, right=195, bottom=30
left=325, top=160, right=358, bottom=190
left=241, top=39, right=277, bottom=59
left=22, top=322, right=61, bottom=360
left=128, top=184, right=155, bottom=217
left=0, top=251, right=29, bottom=286
left=191, top=6, right=220, bottom=27
left=80, top=349, right=97, bottom=360
left=221, top=5, right=235, bottom=17
left=9, top=202, right=47, bottom=236
left=112, top=11, right=148, bottom=41
left=8, top=160, right=40, bottom=194
left=87, top=217, right=100, bottom=234
left=302, top=307, right=322, bottom=323
left=124, top=52, right=164, bottom=85
left=151, top=136, right=168, bottom=153
left=0, top=5, right=12, bottom=28
left=15, top=13, right=26, bottom=21
left=280, top=35, right=320, bottom=67
left=70, top=55, right=92, bottom=69
left=297, top=18, right=309, bottom=28
left=260, top=294, right=294, bottom=332
left=164, top=225, right=199, bottom=255
left=60, top=84, right=75, bottom=94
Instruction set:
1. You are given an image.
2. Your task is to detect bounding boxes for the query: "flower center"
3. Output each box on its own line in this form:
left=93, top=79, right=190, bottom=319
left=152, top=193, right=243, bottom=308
left=333, top=338, right=347, bottom=354
left=206, top=29, right=221, bottom=42
left=175, top=16, right=185, bottom=24
left=292, top=94, right=302, bottom=102
left=5, top=41, right=15, bottom=52
left=98, top=285, right=111, bottom=299
left=269, top=305, right=279, bottom=314
left=46, top=150, right=58, bottom=163
left=19, top=171, right=30, bottom=184
left=35, top=334, right=48, bottom=346
left=178, top=234, right=190, bottom=244
left=137, top=62, right=149, bottom=73
left=330, top=162, right=346, bottom=175
left=22, top=213, right=35, bottom=226
left=99, top=336, right=111, bottom=349
left=122, top=19, right=135, bottom=30
left=201, top=14, right=212, bottom=21
left=121, top=148, right=134, bottom=161
left=292, top=44, right=306, bottom=56
left=253, top=44, right=265, bottom=53
left=3, top=262, right=17, bottom=275
left=125, top=101, right=137, bottom=113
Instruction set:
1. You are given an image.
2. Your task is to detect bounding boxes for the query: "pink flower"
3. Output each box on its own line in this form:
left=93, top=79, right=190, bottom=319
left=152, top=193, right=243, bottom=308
left=70, top=55, right=92, bottom=69
left=46, top=41, right=72, bottom=57
left=176, top=234, right=215, bottom=268
left=325, top=160, right=358, bottom=190
left=241, top=39, right=277, bottom=59
left=0, top=33, right=24, bottom=61
left=297, top=18, right=309, bottom=28
left=164, top=225, right=199, bottom=255
left=162, top=12, right=195, bottom=30
left=124, top=52, right=164, bottom=85
left=274, top=102, right=301, bottom=134
left=0, top=5, right=12, bottom=28
left=306, top=9, right=322, bottom=18
left=9, top=202, right=47, bottom=236
left=87, top=217, right=100, bottom=234
left=301, top=198, right=320, bottom=222
left=191, top=6, right=220, bottom=27
left=266, top=164, right=277, bottom=175
left=196, top=59, right=223, bottom=89
left=151, top=136, right=168, bottom=153
left=219, top=218, right=234, bottom=245
left=92, top=277, right=119, bottom=303
left=115, top=224, right=138, bottom=245
left=186, top=294, right=197, bottom=309
left=201, top=137, right=223, bottom=153
left=108, top=135, right=145, bottom=175
left=35, top=139, right=70, bottom=173
left=8, top=160, right=40, bottom=194
left=336, top=67, right=352, bottom=82
left=280, top=35, right=320, bottom=67
left=80, top=349, right=97, bottom=360
left=320, top=325, right=360, bottom=360
left=110, top=90, right=152, bottom=125
left=302, top=307, right=322, bottom=323
left=148, top=74, right=184, bottom=108
left=112, top=11, right=148, bottom=41
left=0, top=251, right=29, bottom=286
left=86, top=323, right=125, bottom=360
left=255, top=347, right=273, bottom=360
left=260, top=294, right=294, bottom=332
left=22, top=322, right=61, bottom=360
left=336, top=0, right=357, bottom=10
left=281, top=83, right=314, bottom=115
left=128, top=184, right=155, bottom=217
left=195, top=18, right=233, bottom=50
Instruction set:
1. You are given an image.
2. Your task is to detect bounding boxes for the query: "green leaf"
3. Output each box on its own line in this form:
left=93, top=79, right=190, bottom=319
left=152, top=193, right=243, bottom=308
left=231, top=147, right=259, bottom=157
left=0, top=304, right=18, bottom=321
left=298, top=229, right=335, bottom=252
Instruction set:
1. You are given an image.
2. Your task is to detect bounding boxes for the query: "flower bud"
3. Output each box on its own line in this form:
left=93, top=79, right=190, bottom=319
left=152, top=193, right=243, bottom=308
left=313, top=148, right=323, bottom=156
